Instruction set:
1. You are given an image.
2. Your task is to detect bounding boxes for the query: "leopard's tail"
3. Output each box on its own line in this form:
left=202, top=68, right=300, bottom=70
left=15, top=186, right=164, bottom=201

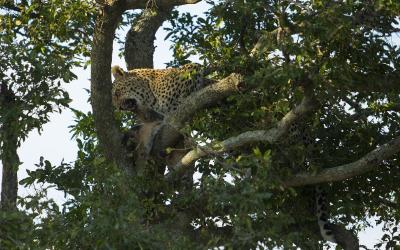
left=316, top=186, right=336, bottom=243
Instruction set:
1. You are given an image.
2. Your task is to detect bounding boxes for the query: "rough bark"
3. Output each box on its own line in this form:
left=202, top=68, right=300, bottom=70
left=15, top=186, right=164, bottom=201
left=0, top=83, right=20, bottom=211
left=91, top=2, right=133, bottom=174
left=125, top=7, right=173, bottom=70
left=0, top=140, right=19, bottom=211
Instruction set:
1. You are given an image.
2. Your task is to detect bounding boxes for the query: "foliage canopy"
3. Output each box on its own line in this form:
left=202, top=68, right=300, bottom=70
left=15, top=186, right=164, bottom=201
left=1, top=0, right=400, bottom=249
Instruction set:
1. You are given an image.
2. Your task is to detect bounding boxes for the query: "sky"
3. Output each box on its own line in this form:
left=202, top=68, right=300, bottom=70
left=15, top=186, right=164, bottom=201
left=0, top=1, right=390, bottom=248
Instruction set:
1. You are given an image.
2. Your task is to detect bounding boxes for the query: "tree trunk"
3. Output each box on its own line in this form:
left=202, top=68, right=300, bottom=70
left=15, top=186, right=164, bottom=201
left=90, top=3, right=133, bottom=174
left=1, top=137, right=19, bottom=211
left=0, top=83, right=20, bottom=211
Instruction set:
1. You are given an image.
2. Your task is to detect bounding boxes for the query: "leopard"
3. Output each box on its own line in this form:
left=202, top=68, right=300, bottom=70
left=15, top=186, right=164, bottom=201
left=111, top=63, right=211, bottom=120
left=111, top=63, right=213, bottom=163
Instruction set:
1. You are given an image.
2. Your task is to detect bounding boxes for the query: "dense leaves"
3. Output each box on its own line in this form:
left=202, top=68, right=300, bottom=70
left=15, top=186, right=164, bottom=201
left=165, top=1, right=400, bottom=248
left=1, top=0, right=400, bottom=249
left=0, top=0, right=94, bottom=140
left=0, top=0, right=94, bottom=246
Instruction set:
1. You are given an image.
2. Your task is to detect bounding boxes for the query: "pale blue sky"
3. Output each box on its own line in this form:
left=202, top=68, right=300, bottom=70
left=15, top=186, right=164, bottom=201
left=0, top=1, right=391, bottom=248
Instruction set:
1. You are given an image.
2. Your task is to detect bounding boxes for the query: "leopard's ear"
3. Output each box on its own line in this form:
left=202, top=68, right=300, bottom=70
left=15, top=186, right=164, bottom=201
left=111, top=65, right=125, bottom=79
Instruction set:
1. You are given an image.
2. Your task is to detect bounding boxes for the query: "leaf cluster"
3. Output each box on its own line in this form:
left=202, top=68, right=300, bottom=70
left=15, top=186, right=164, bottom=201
left=2, top=0, right=400, bottom=249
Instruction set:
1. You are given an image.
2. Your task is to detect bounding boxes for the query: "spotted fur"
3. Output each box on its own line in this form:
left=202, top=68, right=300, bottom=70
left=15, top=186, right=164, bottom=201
left=316, top=186, right=336, bottom=243
left=111, top=63, right=208, bottom=116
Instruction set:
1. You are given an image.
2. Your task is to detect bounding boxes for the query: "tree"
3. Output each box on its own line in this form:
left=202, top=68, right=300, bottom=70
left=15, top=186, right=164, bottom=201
left=0, top=0, right=93, bottom=210
left=1, top=0, right=400, bottom=249
left=0, top=0, right=93, bottom=246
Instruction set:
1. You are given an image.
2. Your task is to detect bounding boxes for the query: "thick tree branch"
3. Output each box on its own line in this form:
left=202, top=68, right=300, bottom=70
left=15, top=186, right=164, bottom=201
left=125, top=7, right=173, bottom=69
left=164, top=73, right=244, bottom=129
left=282, top=135, right=400, bottom=187
left=91, top=3, right=133, bottom=174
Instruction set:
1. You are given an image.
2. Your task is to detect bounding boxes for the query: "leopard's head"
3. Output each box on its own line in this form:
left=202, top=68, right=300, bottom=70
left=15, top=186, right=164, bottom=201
left=111, top=65, right=156, bottom=112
